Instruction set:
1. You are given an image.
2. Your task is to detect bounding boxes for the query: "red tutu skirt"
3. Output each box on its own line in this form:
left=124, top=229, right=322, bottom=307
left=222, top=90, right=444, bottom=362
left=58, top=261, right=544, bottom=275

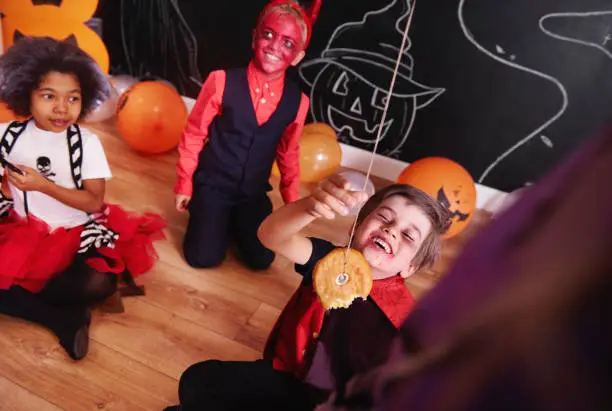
left=0, top=204, right=166, bottom=293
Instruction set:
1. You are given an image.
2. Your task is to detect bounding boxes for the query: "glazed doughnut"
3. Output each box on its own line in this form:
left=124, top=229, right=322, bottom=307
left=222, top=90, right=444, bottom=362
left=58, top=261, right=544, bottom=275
left=313, top=247, right=373, bottom=310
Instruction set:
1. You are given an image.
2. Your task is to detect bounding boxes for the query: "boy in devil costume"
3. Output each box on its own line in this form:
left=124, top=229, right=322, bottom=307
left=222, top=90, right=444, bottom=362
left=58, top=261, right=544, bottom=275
left=175, top=0, right=321, bottom=270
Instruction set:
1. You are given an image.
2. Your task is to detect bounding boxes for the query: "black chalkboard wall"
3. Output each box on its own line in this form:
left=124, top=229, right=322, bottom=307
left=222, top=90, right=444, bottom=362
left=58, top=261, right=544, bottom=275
left=96, top=0, right=612, bottom=192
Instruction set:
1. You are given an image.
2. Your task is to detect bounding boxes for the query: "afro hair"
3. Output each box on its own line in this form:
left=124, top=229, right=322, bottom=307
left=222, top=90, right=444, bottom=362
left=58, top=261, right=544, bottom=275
left=0, top=36, right=110, bottom=120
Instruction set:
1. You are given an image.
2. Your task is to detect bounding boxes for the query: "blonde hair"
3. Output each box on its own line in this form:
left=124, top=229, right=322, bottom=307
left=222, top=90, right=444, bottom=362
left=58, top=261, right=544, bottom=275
left=257, top=3, right=309, bottom=47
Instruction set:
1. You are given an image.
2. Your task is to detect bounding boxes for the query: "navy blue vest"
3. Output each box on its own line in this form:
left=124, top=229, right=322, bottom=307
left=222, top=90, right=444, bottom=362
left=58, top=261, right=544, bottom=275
left=194, top=68, right=301, bottom=198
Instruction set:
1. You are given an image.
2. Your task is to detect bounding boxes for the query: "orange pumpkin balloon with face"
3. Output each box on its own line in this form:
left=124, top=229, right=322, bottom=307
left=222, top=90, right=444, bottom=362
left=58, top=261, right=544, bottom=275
left=1, top=0, right=109, bottom=73
left=397, top=157, right=477, bottom=239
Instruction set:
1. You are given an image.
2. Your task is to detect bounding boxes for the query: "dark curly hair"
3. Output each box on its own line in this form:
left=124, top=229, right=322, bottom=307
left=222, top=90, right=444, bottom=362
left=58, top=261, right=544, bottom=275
left=0, top=36, right=110, bottom=119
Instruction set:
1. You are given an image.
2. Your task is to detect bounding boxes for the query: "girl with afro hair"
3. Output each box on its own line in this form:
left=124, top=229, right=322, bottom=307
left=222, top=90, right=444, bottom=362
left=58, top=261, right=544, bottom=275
left=0, top=36, right=166, bottom=361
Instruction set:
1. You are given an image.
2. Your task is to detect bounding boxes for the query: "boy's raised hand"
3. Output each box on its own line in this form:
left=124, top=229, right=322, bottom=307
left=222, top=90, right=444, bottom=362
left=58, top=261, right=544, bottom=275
left=306, top=174, right=370, bottom=219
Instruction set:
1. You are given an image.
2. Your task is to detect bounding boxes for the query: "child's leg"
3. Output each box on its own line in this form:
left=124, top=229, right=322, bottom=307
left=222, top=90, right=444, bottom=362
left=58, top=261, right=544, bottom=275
left=172, top=359, right=325, bottom=411
left=230, top=194, right=274, bottom=270
left=183, top=185, right=232, bottom=268
left=37, top=253, right=117, bottom=307
left=0, top=250, right=115, bottom=360
left=0, top=285, right=90, bottom=360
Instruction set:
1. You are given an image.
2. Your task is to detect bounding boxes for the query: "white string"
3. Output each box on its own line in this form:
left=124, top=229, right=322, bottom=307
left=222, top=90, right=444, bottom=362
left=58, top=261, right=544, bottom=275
left=343, top=0, right=418, bottom=269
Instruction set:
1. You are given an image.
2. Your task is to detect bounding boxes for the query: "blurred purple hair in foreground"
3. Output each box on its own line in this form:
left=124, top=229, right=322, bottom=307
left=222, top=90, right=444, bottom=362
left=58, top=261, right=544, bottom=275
left=321, top=127, right=612, bottom=411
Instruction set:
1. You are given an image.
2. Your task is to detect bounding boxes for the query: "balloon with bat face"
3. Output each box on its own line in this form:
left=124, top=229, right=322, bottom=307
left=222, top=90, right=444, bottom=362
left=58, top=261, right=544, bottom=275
left=397, top=157, right=477, bottom=239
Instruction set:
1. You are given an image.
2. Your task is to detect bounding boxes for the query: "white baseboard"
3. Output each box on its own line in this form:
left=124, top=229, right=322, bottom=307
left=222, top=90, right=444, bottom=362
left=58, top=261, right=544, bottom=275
left=181, top=96, right=508, bottom=214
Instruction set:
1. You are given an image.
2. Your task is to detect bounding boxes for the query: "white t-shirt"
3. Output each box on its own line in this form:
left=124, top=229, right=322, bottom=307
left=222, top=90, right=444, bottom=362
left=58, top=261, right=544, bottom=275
left=0, top=121, right=112, bottom=230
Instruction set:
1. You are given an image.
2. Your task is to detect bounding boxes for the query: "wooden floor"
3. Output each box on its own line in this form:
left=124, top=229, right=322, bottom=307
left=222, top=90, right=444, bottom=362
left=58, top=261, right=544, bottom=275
left=0, top=120, right=492, bottom=410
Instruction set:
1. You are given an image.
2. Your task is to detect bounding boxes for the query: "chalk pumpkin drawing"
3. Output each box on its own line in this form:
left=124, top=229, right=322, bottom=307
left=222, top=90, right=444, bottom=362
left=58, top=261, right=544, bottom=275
left=1, top=0, right=109, bottom=73
left=298, top=0, right=444, bottom=157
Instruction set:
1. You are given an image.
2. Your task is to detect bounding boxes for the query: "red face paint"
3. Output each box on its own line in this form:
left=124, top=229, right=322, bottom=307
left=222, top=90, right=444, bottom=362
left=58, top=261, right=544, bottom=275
left=253, top=11, right=304, bottom=79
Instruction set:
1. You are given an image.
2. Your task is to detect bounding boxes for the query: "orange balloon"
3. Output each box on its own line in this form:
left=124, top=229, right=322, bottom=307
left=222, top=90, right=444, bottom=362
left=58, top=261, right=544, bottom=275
left=271, top=161, right=281, bottom=177
left=397, top=157, right=477, bottom=238
left=302, top=122, right=337, bottom=140
left=0, top=102, right=19, bottom=123
left=271, top=126, right=339, bottom=178
left=271, top=133, right=342, bottom=181
left=116, top=81, right=188, bottom=154
left=299, top=132, right=342, bottom=182
left=0, top=102, right=28, bottom=123
left=1, top=0, right=109, bottom=73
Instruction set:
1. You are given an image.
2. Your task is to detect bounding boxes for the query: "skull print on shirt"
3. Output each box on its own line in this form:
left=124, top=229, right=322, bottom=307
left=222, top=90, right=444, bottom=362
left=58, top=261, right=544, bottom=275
left=36, top=156, right=56, bottom=181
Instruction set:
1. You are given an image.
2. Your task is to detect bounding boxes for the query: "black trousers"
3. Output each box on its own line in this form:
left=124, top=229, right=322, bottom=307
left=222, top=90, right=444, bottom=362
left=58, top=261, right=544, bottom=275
left=0, top=253, right=116, bottom=350
left=166, top=359, right=328, bottom=411
left=183, top=185, right=275, bottom=270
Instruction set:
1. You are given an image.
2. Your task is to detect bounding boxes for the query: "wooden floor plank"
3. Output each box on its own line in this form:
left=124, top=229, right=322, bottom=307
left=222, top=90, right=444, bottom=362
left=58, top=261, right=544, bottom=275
left=135, top=261, right=264, bottom=340
left=90, top=299, right=261, bottom=381
left=234, top=303, right=283, bottom=352
left=0, top=374, right=62, bottom=411
left=0, top=318, right=151, bottom=411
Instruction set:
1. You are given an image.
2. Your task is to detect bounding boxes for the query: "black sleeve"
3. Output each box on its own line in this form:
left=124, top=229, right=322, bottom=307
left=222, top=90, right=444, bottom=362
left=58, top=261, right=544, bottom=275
left=294, top=237, right=336, bottom=285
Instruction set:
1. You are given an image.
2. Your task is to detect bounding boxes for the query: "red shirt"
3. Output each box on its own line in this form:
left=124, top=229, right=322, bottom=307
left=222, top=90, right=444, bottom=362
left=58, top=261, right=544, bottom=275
left=264, top=238, right=415, bottom=380
left=175, top=61, right=310, bottom=204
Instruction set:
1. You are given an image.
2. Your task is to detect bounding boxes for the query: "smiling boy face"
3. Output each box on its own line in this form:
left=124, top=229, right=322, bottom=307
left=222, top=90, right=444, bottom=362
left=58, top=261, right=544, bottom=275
left=353, top=195, right=433, bottom=280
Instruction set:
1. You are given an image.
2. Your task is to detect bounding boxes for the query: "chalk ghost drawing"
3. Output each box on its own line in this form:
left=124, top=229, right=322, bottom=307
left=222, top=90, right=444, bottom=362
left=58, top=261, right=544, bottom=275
left=458, top=0, right=570, bottom=184
left=463, top=3, right=612, bottom=185
left=540, top=11, right=612, bottom=60
left=298, top=0, right=444, bottom=157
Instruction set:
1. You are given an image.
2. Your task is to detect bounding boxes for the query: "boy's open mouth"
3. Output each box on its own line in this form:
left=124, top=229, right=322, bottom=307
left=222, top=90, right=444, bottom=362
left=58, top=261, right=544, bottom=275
left=372, top=236, right=393, bottom=255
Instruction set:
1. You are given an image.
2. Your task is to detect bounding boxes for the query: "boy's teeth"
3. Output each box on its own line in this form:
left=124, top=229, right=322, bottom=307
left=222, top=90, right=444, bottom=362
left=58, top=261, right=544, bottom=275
left=373, top=238, right=391, bottom=254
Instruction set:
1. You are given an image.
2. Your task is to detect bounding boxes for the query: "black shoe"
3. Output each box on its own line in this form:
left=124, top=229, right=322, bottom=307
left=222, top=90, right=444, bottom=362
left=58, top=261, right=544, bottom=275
left=58, top=308, right=91, bottom=361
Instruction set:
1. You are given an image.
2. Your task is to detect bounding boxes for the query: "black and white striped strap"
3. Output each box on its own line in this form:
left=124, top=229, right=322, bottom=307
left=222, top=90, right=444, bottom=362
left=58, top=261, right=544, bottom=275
left=0, top=191, right=13, bottom=218
left=77, top=220, right=119, bottom=254
left=66, top=124, right=84, bottom=190
left=0, top=121, right=27, bottom=160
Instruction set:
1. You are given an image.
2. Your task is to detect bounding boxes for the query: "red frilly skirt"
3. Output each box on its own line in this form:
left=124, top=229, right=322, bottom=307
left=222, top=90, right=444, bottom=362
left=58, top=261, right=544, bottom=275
left=0, top=204, right=166, bottom=293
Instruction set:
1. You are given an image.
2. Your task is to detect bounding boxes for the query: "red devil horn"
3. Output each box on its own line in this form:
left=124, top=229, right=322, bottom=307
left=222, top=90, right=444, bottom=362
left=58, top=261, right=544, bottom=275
left=258, top=0, right=322, bottom=46
left=307, top=0, right=322, bottom=25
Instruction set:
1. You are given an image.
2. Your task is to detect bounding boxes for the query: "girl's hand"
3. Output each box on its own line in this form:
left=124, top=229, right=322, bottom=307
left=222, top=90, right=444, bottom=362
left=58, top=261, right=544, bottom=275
left=306, top=174, right=369, bottom=219
left=6, top=165, right=51, bottom=193
left=1, top=168, right=12, bottom=198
